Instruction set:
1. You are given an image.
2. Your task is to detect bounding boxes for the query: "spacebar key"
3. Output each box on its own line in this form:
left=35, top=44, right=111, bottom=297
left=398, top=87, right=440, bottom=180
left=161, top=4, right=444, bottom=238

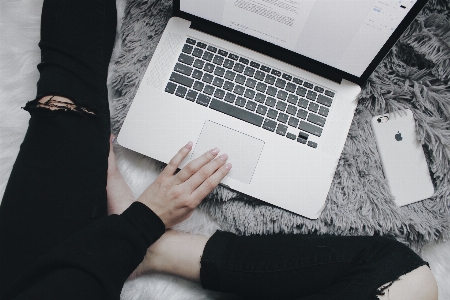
left=209, top=99, right=264, bottom=127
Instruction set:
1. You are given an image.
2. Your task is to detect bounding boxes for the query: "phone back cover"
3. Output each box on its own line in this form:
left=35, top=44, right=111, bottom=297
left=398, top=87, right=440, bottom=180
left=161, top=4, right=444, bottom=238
left=371, top=109, right=434, bottom=206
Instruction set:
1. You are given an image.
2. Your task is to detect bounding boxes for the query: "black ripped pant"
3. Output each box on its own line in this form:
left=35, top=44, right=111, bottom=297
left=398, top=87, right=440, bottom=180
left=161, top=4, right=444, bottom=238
left=0, top=0, right=427, bottom=299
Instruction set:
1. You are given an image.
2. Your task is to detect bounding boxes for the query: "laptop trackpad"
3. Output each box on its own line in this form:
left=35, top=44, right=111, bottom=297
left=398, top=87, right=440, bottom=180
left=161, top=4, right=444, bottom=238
left=190, top=121, right=264, bottom=184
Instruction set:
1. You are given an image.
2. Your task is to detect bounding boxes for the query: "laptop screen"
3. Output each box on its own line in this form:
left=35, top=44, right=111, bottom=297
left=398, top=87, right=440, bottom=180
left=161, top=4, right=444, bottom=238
left=180, top=0, right=417, bottom=78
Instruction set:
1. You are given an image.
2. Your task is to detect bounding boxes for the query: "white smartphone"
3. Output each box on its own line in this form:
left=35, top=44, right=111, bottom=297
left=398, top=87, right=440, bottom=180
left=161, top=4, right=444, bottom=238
left=371, top=108, right=434, bottom=206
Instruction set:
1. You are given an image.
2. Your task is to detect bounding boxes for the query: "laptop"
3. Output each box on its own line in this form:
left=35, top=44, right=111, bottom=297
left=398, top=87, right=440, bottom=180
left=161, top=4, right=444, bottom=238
left=118, top=0, right=428, bottom=219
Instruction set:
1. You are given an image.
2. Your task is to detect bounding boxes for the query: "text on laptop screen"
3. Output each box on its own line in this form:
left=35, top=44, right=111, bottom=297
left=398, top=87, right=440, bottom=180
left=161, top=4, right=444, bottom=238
left=180, top=0, right=416, bottom=77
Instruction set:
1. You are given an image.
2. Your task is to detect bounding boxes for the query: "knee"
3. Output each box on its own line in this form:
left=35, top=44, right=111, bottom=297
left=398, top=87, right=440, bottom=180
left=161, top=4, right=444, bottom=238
left=377, top=265, right=438, bottom=300
left=25, top=95, right=95, bottom=116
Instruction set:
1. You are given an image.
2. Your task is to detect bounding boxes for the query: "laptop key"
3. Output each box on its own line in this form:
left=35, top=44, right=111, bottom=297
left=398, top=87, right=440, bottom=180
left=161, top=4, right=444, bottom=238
left=277, top=90, right=288, bottom=101
left=276, top=124, right=288, bottom=136
left=267, top=108, right=278, bottom=119
left=317, top=94, right=333, bottom=107
left=228, top=53, right=239, bottom=60
left=193, top=81, right=204, bottom=91
left=306, top=90, right=317, bottom=101
left=297, top=109, right=308, bottom=119
left=218, top=49, right=228, bottom=56
left=235, top=74, right=246, bottom=84
left=293, top=78, right=303, bottom=85
left=265, top=97, right=276, bottom=107
left=192, top=69, right=203, bottom=80
left=314, top=86, right=324, bottom=93
left=170, top=72, right=194, bottom=88
left=214, top=67, right=225, bottom=77
left=297, top=137, right=307, bottom=144
left=239, top=57, right=249, bottom=65
left=318, top=106, right=329, bottom=117
left=287, top=94, right=298, bottom=105
left=250, top=61, right=260, bottom=68
left=276, top=101, right=287, bottom=111
left=212, top=77, right=224, bottom=88
left=296, top=86, right=307, bottom=97
left=286, top=82, right=296, bottom=93
left=303, top=82, right=314, bottom=89
left=224, top=70, right=236, bottom=81
left=165, top=82, right=177, bottom=94
left=245, top=100, right=257, bottom=111
left=196, top=94, right=211, bottom=106
left=207, top=45, right=217, bottom=53
left=288, top=116, right=299, bottom=127
left=307, top=113, right=326, bottom=127
left=235, top=97, right=246, bottom=107
left=174, top=63, right=193, bottom=76
left=298, top=132, right=309, bottom=140
left=262, top=119, right=277, bottom=132
left=271, top=69, right=282, bottom=77
left=214, top=89, right=225, bottom=99
left=267, top=86, right=277, bottom=96
left=204, top=63, right=215, bottom=73
left=297, top=98, right=309, bottom=108
left=244, top=89, right=255, bottom=99
left=185, top=90, right=198, bottom=101
left=186, top=38, right=196, bottom=45
left=223, top=59, right=234, bottom=69
left=265, top=75, right=276, bottom=85
left=286, top=132, right=296, bottom=140
left=245, top=78, right=257, bottom=89
left=193, top=59, right=205, bottom=69
left=307, top=141, right=318, bottom=148
left=260, top=65, right=271, bottom=72
left=224, top=93, right=236, bottom=103
left=256, top=82, right=267, bottom=93
left=275, top=78, right=286, bottom=89
left=325, top=90, right=335, bottom=97
left=255, top=93, right=266, bottom=103
left=234, top=85, right=245, bottom=95
left=233, top=63, right=245, bottom=73
left=299, top=121, right=322, bottom=137
left=175, top=86, right=187, bottom=98
left=244, top=67, right=255, bottom=77
left=308, top=102, right=319, bottom=113
left=192, top=48, right=203, bottom=58
left=254, top=70, right=265, bottom=81
left=223, top=81, right=234, bottom=91
left=256, top=104, right=268, bottom=115
left=213, top=55, right=224, bottom=65
left=182, top=44, right=193, bottom=54
left=286, top=105, right=297, bottom=115
left=202, top=73, right=213, bottom=84
left=203, top=85, right=215, bottom=95
left=196, top=42, right=207, bottom=49
left=282, top=73, right=292, bottom=81
left=277, top=113, right=288, bottom=123
left=178, top=53, right=194, bottom=65
left=203, top=52, right=214, bottom=62
left=210, top=98, right=263, bottom=126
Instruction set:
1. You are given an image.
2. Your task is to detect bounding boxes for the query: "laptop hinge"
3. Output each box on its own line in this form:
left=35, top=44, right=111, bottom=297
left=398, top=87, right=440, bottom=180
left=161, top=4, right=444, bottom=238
left=190, top=21, right=343, bottom=84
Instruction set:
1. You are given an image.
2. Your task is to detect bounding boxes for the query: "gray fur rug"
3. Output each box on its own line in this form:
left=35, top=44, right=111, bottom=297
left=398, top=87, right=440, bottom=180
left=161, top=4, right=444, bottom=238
left=109, top=0, right=450, bottom=251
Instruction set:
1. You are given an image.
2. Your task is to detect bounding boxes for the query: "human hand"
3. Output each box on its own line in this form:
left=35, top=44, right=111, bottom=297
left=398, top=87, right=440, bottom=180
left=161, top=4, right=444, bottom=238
left=137, top=142, right=232, bottom=228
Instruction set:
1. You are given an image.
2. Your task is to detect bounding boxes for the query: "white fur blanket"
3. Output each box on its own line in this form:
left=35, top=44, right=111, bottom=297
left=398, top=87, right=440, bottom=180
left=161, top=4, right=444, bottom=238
left=0, top=0, right=449, bottom=299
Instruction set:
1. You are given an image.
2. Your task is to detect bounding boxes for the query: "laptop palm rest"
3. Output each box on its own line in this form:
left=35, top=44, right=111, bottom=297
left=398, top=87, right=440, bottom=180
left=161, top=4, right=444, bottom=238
left=190, top=121, right=264, bottom=184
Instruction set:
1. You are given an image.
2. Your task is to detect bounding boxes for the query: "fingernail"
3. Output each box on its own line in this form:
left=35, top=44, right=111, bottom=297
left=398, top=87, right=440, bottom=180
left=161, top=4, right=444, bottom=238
left=185, top=141, right=193, bottom=149
left=224, top=163, right=232, bottom=170
left=112, top=136, right=117, bottom=143
left=210, top=147, right=219, bottom=155
left=219, top=153, right=228, bottom=160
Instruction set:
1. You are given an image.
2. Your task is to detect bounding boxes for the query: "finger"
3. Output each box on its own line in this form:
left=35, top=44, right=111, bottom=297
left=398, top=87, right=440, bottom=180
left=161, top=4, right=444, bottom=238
left=183, top=153, right=228, bottom=191
left=160, top=141, right=193, bottom=178
left=190, top=163, right=232, bottom=203
left=174, top=147, right=220, bottom=183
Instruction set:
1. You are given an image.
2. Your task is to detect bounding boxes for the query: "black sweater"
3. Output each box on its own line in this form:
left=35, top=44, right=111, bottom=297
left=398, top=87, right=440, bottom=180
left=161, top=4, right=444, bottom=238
left=1, top=202, right=165, bottom=300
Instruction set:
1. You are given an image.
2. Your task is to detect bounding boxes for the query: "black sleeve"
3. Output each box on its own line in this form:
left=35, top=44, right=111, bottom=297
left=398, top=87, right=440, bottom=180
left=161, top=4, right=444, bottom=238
left=2, top=202, right=165, bottom=300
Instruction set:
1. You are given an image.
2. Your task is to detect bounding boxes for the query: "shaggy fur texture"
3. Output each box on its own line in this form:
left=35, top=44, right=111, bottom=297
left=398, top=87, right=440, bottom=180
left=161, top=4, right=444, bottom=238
left=0, top=0, right=449, bottom=299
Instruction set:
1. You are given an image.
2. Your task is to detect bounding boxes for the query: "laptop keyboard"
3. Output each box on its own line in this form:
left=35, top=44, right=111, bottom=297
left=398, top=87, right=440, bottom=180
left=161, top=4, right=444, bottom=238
left=164, top=37, right=336, bottom=149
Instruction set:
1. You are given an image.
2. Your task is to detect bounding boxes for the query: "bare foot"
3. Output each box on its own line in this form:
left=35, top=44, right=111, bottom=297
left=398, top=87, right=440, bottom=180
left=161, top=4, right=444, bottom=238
left=106, top=134, right=135, bottom=215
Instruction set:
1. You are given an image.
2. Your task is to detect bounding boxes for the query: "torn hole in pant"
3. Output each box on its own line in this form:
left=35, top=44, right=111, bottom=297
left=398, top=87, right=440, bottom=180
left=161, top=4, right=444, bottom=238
left=23, top=95, right=96, bottom=118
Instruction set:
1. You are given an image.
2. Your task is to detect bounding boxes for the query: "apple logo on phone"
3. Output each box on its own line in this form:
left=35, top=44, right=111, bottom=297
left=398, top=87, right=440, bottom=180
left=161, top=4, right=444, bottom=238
left=395, top=131, right=403, bottom=141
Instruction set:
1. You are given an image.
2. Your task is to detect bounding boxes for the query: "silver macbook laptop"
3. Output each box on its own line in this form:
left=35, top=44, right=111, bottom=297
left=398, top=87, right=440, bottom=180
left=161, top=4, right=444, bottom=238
left=118, top=0, right=427, bottom=219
